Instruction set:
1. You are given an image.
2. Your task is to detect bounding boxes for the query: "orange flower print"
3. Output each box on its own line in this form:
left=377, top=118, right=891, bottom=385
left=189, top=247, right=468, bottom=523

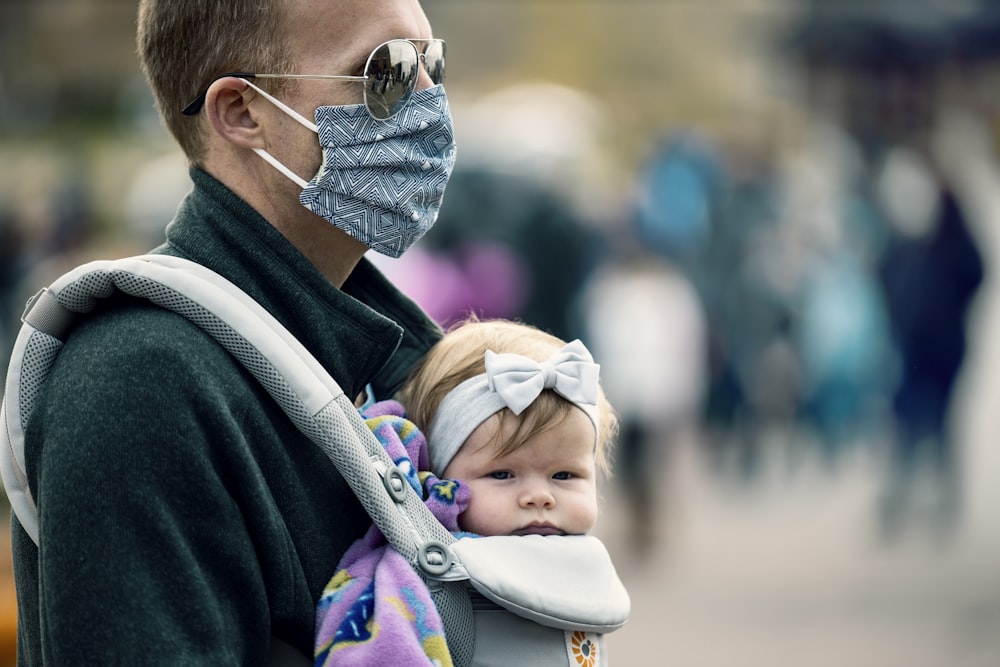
left=570, top=631, right=598, bottom=667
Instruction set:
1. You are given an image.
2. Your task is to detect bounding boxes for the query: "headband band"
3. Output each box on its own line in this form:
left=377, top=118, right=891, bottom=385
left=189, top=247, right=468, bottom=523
left=426, top=339, right=601, bottom=475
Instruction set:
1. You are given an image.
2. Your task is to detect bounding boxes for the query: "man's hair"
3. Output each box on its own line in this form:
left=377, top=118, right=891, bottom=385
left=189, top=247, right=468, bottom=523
left=401, top=316, right=619, bottom=474
left=137, top=0, right=294, bottom=164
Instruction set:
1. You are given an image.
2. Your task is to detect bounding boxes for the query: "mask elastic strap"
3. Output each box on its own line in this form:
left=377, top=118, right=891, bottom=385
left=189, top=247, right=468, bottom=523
left=242, top=78, right=318, bottom=133
left=241, top=78, right=314, bottom=189
left=252, top=148, right=309, bottom=189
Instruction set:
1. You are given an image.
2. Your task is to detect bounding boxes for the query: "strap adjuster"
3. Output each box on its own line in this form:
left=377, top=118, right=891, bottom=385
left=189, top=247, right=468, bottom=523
left=383, top=465, right=409, bottom=503
left=417, top=541, right=453, bottom=577
left=22, top=288, right=74, bottom=340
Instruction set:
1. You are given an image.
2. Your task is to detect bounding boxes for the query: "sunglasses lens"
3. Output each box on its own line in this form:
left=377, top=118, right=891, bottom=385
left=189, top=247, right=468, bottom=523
left=365, top=40, right=419, bottom=120
left=424, top=40, right=446, bottom=85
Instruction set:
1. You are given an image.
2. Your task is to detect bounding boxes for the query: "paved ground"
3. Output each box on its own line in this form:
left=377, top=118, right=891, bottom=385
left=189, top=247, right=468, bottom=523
left=596, top=430, right=1000, bottom=667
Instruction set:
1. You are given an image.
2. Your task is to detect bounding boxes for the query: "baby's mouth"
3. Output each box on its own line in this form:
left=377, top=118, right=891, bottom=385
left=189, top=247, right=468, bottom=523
left=512, top=523, right=564, bottom=536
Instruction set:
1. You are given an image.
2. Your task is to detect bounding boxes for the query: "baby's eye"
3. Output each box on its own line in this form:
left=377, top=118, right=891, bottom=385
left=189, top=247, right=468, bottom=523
left=553, top=471, right=573, bottom=481
left=489, top=471, right=513, bottom=480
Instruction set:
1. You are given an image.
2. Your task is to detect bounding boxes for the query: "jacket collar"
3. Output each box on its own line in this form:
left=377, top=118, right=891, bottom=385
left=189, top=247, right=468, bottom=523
left=157, top=168, right=441, bottom=401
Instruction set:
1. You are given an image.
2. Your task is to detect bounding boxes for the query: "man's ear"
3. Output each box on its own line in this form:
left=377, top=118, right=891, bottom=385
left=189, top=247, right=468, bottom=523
left=204, top=77, right=261, bottom=148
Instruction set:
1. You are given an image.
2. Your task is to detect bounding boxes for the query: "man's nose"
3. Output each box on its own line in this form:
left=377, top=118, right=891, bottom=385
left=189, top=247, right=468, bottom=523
left=414, top=57, right=435, bottom=91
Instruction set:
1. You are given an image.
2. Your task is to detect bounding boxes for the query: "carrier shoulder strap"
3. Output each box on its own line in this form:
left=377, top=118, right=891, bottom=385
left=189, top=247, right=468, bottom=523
left=0, top=254, right=466, bottom=578
left=2, top=255, right=477, bottom=666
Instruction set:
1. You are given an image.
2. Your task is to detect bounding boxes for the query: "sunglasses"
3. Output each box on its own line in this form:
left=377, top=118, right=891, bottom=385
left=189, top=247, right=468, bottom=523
left=182, top=38, right=446, bottom=120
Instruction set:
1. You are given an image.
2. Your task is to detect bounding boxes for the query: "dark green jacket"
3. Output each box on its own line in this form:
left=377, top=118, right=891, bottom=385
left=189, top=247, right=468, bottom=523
left=11, top=168, right=442, bottom=665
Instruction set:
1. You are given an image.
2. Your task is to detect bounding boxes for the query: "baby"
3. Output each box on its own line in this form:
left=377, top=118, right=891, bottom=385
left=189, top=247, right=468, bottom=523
left=401, top=316, right=617, bottom=537
left=315, top=317, right=618, bottom=665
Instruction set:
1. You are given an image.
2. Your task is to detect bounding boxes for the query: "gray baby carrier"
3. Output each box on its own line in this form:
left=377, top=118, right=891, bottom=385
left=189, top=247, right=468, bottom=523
left=1, top=254, right=630, bottom=666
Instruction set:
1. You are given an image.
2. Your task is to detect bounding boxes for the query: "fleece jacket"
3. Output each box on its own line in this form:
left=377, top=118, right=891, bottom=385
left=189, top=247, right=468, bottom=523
left=10, top=168, right=442, bottom=665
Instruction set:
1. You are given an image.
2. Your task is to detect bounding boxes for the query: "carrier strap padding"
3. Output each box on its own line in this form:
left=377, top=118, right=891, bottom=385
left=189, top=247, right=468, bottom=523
left=430, top=580, right=475, bottom=667
left=21, top=289, right=76, bottom=340
left=1, top=255, right=458, bottom=570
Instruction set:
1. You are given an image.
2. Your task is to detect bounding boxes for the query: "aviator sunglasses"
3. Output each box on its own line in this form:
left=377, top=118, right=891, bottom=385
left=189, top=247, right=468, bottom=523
left=182, top=38, right=446, bottom=121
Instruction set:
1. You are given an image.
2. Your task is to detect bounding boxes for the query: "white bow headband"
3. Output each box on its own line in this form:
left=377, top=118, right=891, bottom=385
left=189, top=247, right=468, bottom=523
left=426, top=339, right=601, bottom=475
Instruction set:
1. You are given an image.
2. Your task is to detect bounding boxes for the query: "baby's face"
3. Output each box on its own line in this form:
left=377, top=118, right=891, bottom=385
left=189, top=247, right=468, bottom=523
left=442, top=407, right=598, bottom=537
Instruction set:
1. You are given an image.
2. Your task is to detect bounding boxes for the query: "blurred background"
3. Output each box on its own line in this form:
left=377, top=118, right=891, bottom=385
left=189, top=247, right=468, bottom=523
left=3, top=0, right=1000, bottom=664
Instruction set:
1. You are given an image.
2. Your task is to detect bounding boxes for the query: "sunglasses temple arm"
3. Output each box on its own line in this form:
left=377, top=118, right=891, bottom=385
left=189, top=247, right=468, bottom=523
left=182, top=72, right=258, bottom=116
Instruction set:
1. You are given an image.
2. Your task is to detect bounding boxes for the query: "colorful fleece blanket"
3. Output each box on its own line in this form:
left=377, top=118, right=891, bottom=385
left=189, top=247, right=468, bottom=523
left=314, top=400, right=470, bottom=667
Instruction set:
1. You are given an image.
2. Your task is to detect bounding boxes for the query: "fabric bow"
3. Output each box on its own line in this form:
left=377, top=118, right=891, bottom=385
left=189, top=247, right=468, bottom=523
left=485, top=340, right=600, bottom=416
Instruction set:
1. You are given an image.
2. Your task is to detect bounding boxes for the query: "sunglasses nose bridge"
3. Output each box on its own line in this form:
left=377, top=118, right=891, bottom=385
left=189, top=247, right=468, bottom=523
left=413, top=53, right=437, bottom=92
left=416, top=48, right=445, bottom=86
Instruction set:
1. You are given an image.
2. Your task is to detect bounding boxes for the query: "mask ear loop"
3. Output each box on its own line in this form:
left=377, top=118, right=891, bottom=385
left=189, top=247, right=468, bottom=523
left=242, top=78, right=318, bottom=132
left=242, top=78, right=316, bottom=189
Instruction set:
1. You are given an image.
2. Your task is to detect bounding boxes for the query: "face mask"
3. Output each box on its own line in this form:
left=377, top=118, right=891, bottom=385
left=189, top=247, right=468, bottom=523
left=246, top=81, right=457, bottom=257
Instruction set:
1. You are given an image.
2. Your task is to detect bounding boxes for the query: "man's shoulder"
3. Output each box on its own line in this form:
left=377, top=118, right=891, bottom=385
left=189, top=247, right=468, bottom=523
left=68, top=293, right=228, bottom=358
left=49, top=293, right=244, bottom=402
left=28, top=292, right=263, bottom=466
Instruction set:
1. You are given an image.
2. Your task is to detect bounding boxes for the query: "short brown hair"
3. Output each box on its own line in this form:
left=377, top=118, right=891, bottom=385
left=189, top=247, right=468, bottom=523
left=400, top=317, right=618, bottom=474
left=136, top=0, right=294, bottom=164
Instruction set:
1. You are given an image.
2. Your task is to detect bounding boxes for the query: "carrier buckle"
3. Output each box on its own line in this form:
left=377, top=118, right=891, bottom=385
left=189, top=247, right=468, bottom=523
left=417, top=541, right=453, bottom=577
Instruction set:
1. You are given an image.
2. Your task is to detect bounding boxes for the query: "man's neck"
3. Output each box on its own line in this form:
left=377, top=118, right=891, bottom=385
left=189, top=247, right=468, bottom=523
left=202, top=159, right=368, bottom=288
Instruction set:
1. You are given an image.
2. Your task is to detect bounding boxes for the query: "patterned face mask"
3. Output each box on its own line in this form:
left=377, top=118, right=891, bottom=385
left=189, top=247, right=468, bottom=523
left=246, top=81, right=457, bottom=257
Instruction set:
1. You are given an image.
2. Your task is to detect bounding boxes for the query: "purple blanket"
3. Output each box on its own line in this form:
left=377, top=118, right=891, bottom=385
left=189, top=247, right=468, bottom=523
left=314, top=400, right=470, bottom=666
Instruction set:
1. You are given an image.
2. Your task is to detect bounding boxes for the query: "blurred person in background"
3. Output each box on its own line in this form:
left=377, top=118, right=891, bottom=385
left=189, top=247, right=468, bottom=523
left=840, top=36, right=983, bottom=543
left=9, top=0, right=458, bottom=664
left=787, top=1, right=987, bottom=539
left=775, top=121, right=897, bottom=459
left=875, top=144, right=984, bottom=541
left=581, top=243, right=706, bottom=557
left=580, top=134, right=711, bottom=555
left=627, top=129, right=803, bottom=483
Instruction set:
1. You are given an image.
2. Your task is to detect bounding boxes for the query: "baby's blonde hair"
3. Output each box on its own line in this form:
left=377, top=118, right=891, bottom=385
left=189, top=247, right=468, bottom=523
left=401, top=317, right=617, bottom=474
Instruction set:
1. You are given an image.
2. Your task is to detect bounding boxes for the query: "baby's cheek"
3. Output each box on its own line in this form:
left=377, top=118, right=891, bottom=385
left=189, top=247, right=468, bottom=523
left=573, top=492, right=600, bottom=533
left=457, top=493, right=503, bottom=536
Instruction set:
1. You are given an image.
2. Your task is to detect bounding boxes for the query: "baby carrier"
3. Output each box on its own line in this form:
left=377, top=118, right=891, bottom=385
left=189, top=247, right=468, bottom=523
left=1, top=254, right=630, bottom=666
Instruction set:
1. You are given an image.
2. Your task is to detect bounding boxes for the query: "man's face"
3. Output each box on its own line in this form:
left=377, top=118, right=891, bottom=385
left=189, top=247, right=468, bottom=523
left=267, top=0, right=437, bottom=182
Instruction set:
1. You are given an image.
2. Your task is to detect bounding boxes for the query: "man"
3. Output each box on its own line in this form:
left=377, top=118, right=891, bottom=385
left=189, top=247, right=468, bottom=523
left=10, top=0, right=454, bottom=663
